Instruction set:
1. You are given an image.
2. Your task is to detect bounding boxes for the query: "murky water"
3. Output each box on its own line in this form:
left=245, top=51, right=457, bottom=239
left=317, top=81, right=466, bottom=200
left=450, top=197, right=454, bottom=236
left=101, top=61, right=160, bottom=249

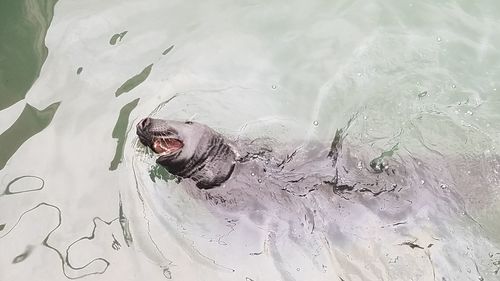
left=1, top=0, right=500, bottom=280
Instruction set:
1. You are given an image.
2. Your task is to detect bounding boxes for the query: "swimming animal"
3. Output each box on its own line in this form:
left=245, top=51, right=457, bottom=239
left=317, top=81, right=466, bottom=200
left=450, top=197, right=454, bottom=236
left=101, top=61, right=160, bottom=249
left=136, top=117, right=402, bottom=210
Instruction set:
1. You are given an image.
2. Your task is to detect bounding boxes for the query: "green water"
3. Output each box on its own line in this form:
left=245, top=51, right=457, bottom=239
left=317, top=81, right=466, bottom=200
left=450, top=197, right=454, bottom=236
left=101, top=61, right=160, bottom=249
left=0, top=0, right=58, bottom=110
left=109, top=97, right=139, bottom=170
left=0, top=102, right=59, bottom=169
left=115, top=64, right=153, bottom=97
left=1, top=0, right=500, bottom=280
left=109, top=31, right=128, bottom=46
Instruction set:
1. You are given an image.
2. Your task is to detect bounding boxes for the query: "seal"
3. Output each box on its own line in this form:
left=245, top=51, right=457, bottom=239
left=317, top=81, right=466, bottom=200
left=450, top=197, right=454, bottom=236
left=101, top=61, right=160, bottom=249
left=136, top=117, right=397, bottom=193
left=137, top=117, right=336, bottom=212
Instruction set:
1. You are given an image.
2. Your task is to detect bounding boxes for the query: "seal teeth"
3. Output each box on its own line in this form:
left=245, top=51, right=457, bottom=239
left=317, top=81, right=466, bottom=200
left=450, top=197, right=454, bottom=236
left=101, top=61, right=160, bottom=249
left=153, top=137, right=183, bottom=155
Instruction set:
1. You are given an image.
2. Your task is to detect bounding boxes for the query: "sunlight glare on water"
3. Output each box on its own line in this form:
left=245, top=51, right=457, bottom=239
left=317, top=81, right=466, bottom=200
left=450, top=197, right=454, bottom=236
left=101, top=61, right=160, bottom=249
left=1, top=0, right=500, bottom=280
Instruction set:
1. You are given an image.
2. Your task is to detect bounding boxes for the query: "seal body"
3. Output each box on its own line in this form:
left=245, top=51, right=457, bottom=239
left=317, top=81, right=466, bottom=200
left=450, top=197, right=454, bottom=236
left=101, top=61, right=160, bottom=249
left=136, top=118, right=404, bottom=210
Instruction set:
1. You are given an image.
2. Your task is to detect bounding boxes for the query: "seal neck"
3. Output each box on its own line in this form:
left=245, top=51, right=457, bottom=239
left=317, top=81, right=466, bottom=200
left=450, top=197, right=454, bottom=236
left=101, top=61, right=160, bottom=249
left=175, top=135, right=236, bottom=189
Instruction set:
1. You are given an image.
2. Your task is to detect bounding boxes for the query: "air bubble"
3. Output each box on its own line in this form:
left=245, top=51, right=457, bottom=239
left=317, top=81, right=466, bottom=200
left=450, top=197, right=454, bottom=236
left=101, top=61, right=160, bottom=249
left=313, top=121, right=319, bottom=126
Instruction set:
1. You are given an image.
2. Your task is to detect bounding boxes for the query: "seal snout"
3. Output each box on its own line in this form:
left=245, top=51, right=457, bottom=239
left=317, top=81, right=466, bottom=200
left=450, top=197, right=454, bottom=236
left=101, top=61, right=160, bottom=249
left=136, top=117, right=154, bottom=148
left=136, top=117, right=184, bottom=156
left=137, top=117, right=152, bottom=131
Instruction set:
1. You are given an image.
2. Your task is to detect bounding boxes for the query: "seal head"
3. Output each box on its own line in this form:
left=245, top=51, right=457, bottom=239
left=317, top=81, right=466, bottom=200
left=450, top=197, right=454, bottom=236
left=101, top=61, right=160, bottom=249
left=136, top=118, right=236, bottom=188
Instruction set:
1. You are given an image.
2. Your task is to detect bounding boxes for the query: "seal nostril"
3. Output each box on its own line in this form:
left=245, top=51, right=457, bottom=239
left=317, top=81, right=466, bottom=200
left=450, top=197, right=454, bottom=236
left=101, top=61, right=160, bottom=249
left=138, top=117, right=151, bottom=130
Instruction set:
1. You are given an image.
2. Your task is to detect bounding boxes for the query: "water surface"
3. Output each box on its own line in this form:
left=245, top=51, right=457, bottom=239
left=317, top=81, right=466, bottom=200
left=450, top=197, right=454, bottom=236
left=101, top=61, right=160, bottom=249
left=1, top=0, right=500, bottom=280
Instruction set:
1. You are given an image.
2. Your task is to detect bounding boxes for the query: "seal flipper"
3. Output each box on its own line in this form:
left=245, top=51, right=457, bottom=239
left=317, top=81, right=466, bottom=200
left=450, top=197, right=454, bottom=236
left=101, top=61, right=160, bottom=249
left=327, top=112, right=358, bottom=166
left=328, top=128, right=343, bottom=166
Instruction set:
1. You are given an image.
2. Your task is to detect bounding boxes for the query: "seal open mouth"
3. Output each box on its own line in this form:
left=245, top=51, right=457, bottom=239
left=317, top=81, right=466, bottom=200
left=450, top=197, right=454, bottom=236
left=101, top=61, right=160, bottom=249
left=152, top=137, right=184, bottom=155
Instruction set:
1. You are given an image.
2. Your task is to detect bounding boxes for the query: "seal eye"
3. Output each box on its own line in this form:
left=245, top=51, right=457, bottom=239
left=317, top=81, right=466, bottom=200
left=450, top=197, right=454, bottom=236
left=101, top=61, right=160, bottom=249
left=185, top=121, right=193, bottom=125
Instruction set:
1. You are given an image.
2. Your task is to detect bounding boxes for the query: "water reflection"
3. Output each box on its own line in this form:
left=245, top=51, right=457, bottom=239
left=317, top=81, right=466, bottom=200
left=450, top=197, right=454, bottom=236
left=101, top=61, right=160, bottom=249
left=109, top=31, right=128, bottom=46
left=1, top=175, right=44, bottom=196
left=0, top=102, right=60, bottom=170
left=0, top=183, right=116, bottom=278
left=0, top=0, right=58, bottom=110
left=115, top=65, right=154, bottom=97
left=1, top=0, right=500, bottom=280
left=109, top=98, right=140, bottom=170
